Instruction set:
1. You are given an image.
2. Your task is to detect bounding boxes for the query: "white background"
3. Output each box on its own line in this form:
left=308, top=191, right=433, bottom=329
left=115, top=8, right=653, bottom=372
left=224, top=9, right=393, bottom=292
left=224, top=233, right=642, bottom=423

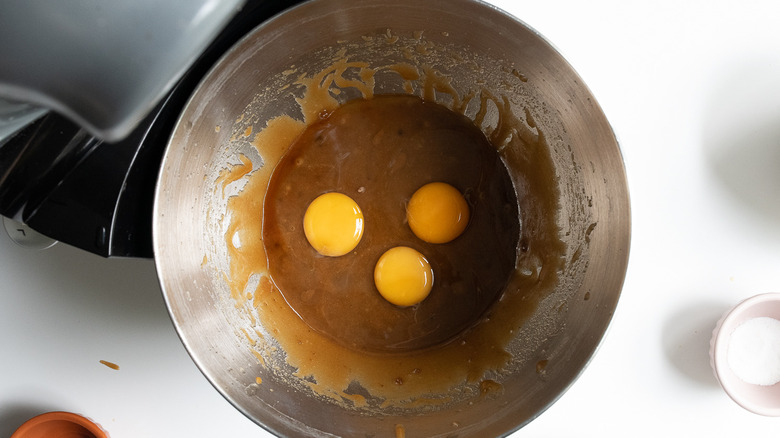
left=2, top=0, right=780, bottom=436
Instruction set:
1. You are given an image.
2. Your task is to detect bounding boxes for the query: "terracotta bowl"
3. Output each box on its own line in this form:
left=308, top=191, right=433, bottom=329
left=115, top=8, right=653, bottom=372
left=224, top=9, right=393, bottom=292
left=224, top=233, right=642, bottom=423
left=11, top=411, right=108, bottom=438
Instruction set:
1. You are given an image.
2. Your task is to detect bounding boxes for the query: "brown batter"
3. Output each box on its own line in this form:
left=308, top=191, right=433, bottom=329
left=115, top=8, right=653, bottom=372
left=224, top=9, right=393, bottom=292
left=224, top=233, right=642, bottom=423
left=221, top=38, right=567, bottom=411
left=263, top=95, right=519, bottom=353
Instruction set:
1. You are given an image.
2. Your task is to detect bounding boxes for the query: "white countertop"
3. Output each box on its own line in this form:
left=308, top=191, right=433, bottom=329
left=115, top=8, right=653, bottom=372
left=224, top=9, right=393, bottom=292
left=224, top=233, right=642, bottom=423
left=2, top=0, right=780, bottom=436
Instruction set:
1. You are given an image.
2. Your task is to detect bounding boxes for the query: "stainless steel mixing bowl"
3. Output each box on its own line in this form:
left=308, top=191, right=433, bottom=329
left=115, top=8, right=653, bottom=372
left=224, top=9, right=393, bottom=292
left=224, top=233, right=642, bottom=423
left=153, top=0, right=630, bottom=436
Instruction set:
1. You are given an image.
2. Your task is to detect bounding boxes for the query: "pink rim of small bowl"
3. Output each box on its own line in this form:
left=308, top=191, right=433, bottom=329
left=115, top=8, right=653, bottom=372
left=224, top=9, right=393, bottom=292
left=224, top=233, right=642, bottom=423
left=710, top=292, right=780, bottom=416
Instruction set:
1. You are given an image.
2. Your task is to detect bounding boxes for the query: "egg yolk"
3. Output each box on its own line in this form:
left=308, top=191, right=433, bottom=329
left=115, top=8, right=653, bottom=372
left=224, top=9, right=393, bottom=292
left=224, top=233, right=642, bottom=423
left=374, top=246, right=434, bottom=307
left=303, top=192, right=364, bottom=257
left=406, top=182, right=470, bottom=244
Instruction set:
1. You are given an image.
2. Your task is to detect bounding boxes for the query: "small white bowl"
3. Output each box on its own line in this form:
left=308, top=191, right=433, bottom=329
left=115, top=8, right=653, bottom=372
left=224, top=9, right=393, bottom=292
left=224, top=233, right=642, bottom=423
left=710, top=293, right=780, bottom=416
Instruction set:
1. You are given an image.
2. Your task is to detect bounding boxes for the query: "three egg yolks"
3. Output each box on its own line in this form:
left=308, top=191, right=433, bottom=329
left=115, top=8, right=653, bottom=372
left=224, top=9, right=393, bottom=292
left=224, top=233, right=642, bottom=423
left=302, top=183, right=469, bottom=307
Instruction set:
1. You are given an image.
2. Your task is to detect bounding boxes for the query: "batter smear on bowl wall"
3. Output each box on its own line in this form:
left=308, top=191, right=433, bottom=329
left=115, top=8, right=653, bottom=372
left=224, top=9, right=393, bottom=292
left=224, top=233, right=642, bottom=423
left=218, top=32, right=567, bottom=412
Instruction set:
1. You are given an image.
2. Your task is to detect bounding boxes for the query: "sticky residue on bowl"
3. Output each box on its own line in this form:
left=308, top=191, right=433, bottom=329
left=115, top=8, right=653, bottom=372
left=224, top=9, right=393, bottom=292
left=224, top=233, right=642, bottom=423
left=214, top=29, right=578, bottom=414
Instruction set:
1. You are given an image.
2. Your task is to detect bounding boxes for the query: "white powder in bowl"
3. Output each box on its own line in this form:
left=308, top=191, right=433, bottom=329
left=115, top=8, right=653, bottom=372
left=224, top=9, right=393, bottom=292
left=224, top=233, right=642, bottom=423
left=727, top=316, right=780, bottom=386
